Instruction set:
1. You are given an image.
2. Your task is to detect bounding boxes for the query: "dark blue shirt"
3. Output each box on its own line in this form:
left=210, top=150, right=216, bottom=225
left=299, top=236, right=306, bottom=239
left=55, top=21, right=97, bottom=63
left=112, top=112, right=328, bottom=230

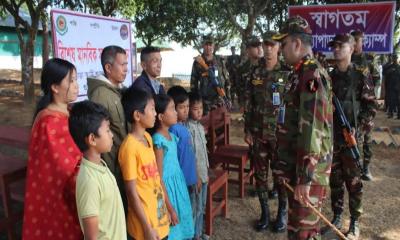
left=132, top=71, right=165, bottom=96
left=169, top=123, right=197, bottom=186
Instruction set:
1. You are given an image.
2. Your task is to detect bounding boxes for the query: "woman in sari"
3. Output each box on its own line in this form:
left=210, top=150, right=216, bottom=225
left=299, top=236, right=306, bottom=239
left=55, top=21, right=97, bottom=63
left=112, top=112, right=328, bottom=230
left=22, top=58, right=83, bottom=239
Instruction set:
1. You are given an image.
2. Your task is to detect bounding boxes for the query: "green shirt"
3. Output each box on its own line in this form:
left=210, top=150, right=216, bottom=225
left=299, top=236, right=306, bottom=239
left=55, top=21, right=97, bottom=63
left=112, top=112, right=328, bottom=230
left=76, top=158, right=127, bottom=240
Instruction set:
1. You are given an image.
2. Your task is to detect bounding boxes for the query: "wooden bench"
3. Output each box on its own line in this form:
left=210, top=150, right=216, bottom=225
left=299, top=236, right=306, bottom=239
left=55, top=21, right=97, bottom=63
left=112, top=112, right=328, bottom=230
left=0, top=125, right=29, bottom=239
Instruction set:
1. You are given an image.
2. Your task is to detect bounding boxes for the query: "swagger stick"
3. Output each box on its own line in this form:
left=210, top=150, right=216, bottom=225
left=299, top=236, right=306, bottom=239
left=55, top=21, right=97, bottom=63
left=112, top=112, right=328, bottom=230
left=283, top=181, right=349, bottom=240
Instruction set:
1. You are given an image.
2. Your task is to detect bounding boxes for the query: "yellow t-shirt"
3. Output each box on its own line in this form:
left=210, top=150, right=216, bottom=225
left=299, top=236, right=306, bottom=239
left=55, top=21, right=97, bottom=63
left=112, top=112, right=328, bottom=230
left=119, top=132, right=170, bottom=240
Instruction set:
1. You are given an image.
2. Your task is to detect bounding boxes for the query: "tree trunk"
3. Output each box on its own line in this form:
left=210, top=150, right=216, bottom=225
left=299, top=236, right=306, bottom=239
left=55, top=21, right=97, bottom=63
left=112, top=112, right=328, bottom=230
left=20, top=32, right=36, bottom=104
left=41, top=12, right=50, bottom=64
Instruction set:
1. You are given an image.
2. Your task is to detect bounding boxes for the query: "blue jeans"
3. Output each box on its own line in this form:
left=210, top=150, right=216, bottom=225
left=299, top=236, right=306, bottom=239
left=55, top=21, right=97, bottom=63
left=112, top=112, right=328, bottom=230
left=190, top=183, right=208, bottom=239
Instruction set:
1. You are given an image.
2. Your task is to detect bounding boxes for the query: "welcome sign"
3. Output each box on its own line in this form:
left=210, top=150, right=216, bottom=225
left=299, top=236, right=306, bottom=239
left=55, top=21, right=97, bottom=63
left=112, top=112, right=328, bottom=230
left=289, top=2, right=396, bottom=53
left=51, top=9, right=134, bottom=99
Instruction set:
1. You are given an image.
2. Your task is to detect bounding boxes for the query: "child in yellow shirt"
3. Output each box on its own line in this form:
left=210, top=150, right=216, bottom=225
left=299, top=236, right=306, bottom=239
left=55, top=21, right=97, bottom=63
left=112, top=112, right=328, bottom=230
left=119, top=88, right=170, bottom=240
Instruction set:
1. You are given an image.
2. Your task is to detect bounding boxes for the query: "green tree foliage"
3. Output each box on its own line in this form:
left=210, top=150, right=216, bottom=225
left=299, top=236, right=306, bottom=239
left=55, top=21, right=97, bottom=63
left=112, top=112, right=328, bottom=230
left=123, top=0, right=236, bottom=51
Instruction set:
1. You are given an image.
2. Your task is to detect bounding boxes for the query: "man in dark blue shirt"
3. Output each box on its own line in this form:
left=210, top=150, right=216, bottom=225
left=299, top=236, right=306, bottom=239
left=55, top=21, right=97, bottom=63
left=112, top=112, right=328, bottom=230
left=132, top=46, right=166, bottom=96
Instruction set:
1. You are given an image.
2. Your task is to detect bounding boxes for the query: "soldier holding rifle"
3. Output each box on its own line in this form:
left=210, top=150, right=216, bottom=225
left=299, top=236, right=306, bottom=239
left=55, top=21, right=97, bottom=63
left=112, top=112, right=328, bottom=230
left=324, top=33, right=376, bottom=240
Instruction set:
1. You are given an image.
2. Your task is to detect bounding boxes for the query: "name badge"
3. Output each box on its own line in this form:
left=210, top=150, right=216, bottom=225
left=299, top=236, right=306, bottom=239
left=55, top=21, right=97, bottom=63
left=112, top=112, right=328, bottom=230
left=273, top=92, right=280, bottom=106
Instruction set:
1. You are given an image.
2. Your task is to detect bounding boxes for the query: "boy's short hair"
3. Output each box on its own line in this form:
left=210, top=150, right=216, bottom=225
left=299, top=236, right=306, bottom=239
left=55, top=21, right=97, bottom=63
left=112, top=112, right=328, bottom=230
left=69, top=100, right=110, bottom=152
left=121, top=86, right=153, bottom=124
left=167, top=85, right=189, bottom=105
left=188, top=91, right=203, bottom=106
left=140, top=46, right=161, bottom=62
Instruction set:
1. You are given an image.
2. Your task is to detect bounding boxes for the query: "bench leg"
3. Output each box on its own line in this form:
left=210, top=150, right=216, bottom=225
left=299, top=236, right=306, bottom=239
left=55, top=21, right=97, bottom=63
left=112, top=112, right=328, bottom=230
left=0, top=179, right=17, bottom=240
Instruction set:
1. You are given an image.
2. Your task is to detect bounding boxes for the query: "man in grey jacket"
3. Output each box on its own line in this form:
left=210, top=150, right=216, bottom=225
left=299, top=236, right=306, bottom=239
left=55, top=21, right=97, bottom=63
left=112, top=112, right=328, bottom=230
left=87, top=45, right=128, bottom=201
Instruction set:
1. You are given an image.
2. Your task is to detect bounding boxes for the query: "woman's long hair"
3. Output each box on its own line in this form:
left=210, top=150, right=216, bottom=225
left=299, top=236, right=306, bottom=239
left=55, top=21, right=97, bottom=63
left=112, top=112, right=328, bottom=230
left=33, top=58, right=76, bottom=120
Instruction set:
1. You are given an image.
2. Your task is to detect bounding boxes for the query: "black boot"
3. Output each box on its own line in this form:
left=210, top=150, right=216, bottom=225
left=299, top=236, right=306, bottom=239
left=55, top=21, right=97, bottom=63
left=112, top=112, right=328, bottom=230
left=321, top=214, right=342, bottom=235
left=255, top=192, right=270, bottom=231
left=346, top=217, right=360, bottom=240
left=273, top=200, right=287, bottom=232
left=361, top=163, right=373, bottom=181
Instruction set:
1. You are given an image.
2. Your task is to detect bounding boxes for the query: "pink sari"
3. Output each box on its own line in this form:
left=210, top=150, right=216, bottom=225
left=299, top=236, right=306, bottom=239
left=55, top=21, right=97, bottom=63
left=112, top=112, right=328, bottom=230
left=22, top=109, right=83, bottom=239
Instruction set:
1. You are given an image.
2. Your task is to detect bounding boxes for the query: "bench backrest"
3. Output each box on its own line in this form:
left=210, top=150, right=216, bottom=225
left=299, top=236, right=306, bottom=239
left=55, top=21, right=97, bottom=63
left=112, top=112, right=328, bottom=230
left=0, top=125, right=30, bottom=150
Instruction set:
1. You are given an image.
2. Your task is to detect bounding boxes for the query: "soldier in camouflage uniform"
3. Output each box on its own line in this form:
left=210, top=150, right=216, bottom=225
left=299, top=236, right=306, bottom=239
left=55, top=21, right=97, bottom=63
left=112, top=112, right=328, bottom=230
left=190, top=35, right=230, bottom=115
left=325, top=34, right=376, bottom=240
left=382, top=54, right=400, bottom=119
left=243, top=31, right=290, bottom=232
left=272, top=16, right=333, bottom=240
left=236, top=36, right=263, bottom=108
left=227, top=46, right=241, bottom=104
left=350, top=30, right=379, bottom=181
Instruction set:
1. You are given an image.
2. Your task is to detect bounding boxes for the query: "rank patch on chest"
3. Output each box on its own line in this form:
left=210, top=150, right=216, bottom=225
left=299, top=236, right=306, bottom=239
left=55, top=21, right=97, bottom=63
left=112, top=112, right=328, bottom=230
left=307, top=79, right=318, bottom=92
left=252, top=78, right=263, bottom=85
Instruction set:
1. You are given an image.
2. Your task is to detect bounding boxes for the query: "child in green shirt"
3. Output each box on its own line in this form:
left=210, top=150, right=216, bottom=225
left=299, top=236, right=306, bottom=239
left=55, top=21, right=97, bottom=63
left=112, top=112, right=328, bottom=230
left=69, top=100, right=126, bottom=240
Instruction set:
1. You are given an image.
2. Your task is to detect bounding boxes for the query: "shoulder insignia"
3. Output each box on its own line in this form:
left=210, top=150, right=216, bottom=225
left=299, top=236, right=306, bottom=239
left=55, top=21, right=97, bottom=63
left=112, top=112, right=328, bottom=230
left=304, top=59, right=315, bottom=65
left=303, top=59, right=318, bottom=72
left=251, top=78, right=263, bottom=86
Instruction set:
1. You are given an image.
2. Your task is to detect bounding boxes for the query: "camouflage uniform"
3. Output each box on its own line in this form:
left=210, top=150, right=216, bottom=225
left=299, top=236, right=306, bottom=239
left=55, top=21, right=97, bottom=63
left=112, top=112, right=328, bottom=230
left=329, top=63, right=375, bottom=221
left=382, top=56, right=400, bottom=118
left=273, top=17, right=333, bottom=240
left=237, top=60, right=257, bottom=107
left=351, top=34, right=379, bottom=179
left=276, top=55, right=333, bottom=240
left=190, top=54, right=230, bottom=114
left=244, top=57, right=290, bottom=194
left=272, top=59, right=334, bottom=238
left=227, top=52, right=241, bottom=103
left=244, top=53, right=290, bottom=231
left=236, top=36, right=263, bottom=108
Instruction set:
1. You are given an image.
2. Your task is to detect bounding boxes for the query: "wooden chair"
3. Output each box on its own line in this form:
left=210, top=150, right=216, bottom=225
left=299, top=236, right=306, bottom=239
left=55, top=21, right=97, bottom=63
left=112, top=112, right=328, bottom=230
left=205, top=169, right=228, bottom=236
left=207, top=107, right=254, bottom=198
left=199, top=113, right=229, bottom=236
left=0, top=125, right=29, bottom=239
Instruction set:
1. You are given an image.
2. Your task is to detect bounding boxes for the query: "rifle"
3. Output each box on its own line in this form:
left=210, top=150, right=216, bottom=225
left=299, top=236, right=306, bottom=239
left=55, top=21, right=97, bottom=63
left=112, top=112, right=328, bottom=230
left=195, top=56, right=232, bottom=110
left=333, top=94, right=362, bottom=171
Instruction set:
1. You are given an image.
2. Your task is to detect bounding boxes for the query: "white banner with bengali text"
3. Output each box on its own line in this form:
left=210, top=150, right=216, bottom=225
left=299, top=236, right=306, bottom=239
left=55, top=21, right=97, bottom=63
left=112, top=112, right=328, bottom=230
left=51, top=9, right=134, bottom=100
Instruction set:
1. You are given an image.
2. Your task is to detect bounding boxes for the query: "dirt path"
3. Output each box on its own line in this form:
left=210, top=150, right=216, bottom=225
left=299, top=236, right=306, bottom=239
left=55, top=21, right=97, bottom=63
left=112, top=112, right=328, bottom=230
left=211, top=115, right=400, bottom=240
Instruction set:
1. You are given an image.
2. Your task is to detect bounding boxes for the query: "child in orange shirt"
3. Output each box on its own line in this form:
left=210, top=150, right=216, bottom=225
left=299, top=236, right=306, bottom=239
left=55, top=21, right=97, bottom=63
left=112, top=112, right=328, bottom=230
left=119, top=88, right=170, bottom=240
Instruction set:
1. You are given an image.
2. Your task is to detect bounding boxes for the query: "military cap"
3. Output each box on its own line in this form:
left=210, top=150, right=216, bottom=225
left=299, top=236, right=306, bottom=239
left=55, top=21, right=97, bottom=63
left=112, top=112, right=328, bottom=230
left=328, top=33, right=354, bottom=47
left=272, top=16, right=312, bottom=41
left=350, top=30, right=364, bottom=39
left=245, top=35, right=262, bottom=48
left=202, top=35, right=214, bottom=45
left=262, top=31, right=278, bottom=45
